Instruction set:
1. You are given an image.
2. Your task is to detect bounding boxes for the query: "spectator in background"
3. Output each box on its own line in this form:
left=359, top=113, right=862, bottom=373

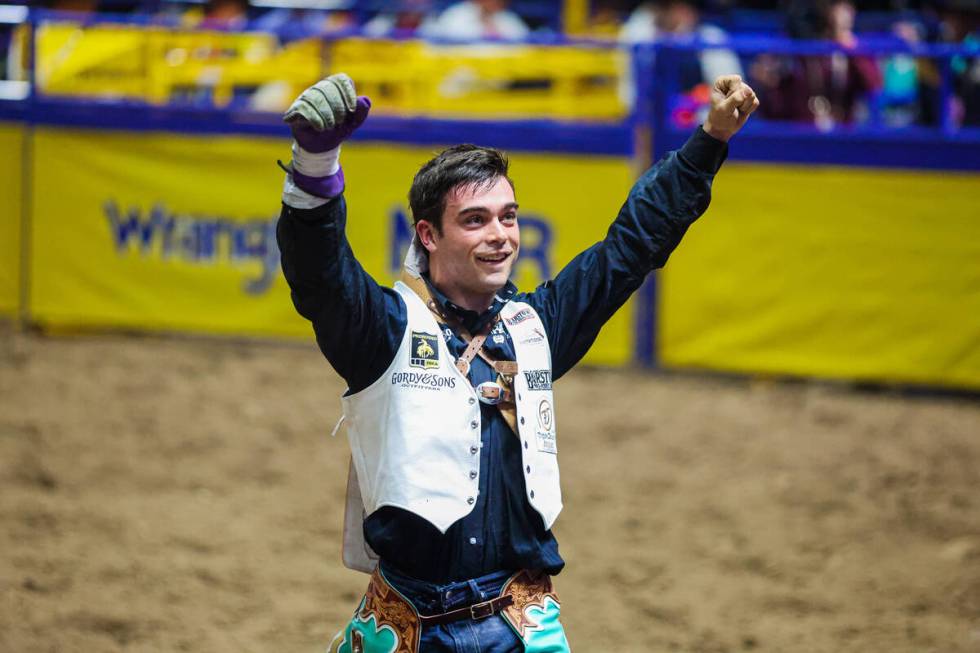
left=253, top=8, right=355, bottom=40
left=620, top=0, right=743, bottom=91
left=363, top=0, right=436, bottom=38
left=422, top=0, right=530, bottom=41
left=43, top=0, right=99, bottom=12
left=917, top=0, right=979, bottom=126
left=752, top=0, right=882, bottom=128
left=587, top=0, right=630, bottom=39
left=199, top=0, right=248, bottom=30
left=941, top=0, right=980, bottom=126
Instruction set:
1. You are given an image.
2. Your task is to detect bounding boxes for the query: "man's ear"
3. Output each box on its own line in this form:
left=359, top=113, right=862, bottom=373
left=416, top=220, right=439, bottom=254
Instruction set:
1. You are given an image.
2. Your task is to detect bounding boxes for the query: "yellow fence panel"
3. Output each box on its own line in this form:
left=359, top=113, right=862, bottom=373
left=0, top=122, right=23, bottom=317
left=328, top=38, right=628, bottom=121
left=36, top=21, right=321, bottom=108
left=34, top=20, right=626, bottom=121
left=28, top=127, right=635, bottom=365
left=36, top=22, right=149, bottom=99
left=661, top=163, right=980, bottom=390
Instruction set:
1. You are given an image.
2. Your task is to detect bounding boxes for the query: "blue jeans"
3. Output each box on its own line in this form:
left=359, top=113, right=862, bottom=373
left=382, top=563, right=525, bottom=653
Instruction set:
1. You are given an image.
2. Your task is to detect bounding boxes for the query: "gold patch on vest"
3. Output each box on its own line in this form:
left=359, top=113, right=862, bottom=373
left=409, top=331, right=440, bottom=370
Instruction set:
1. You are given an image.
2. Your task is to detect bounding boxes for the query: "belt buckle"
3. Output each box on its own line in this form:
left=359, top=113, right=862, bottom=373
left=469, top=599, right=494, bottom=620
left=476, top=382, right=500, bottom=405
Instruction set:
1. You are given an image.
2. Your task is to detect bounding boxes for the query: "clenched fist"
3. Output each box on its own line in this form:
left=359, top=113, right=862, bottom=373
left=703, top=75, right=759, bottom=143
left=283, top=73, right=371, bottom=153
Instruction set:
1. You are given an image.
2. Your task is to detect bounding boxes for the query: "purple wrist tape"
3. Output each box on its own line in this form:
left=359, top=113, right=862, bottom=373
left=291, top=166, right=345, bottom=199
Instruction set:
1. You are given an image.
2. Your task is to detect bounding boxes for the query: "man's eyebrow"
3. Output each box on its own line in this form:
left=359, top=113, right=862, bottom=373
left=457, top=202, right=520, bottom=216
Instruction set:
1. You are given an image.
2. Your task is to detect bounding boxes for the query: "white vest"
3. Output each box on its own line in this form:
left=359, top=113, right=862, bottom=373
left=340, top=282, right=562, bottom=570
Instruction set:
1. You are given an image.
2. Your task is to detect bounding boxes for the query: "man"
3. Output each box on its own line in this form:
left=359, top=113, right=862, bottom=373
left=276, top=73, right=757, bottom=652
left=619, top=0, right=744, bottom=92
left=754, top=0, right=881, bottom=128
left=421, top=0, right=530, bottom=41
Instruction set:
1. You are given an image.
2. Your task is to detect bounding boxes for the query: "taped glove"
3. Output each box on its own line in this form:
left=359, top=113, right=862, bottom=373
left=283, top=73, right=372, bottom=153
left=280, top=73, right=371, bottom=202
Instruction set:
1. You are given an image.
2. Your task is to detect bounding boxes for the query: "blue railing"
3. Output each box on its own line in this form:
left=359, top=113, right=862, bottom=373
left=4, top=10, right=979, bottom=139
left=2, top=11, right=977, bottom=163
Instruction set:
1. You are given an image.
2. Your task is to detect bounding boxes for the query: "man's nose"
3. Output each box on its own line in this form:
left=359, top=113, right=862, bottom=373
left=486, top=217, right=507, bottom=242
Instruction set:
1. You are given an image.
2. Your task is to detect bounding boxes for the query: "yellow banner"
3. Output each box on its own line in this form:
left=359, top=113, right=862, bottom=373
left=661, top=163, right=980, bottom=390
left=29, top=127, right=635, bottom=365
left=0, top=122, right=23, bottom=316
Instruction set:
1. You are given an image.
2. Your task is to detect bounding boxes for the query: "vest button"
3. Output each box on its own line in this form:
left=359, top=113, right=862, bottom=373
left=470, top=445, right=479, bottom=455
left=467, top=496, right=475, bottom=505
left=468, top=397, right=476, bottom=405
left=524, top=440, right=528, bottom=449
left=526, top=465, right=531, bottom=474
left=529, top=490, right=535, bottom=499
left=469, top=470, right=478, bottom=479
left=470, top=420, right=478, bottom=429
left=519, top=417, right=525, bottom=425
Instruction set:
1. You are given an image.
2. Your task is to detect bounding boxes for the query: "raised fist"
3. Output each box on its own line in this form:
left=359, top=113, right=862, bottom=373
left=284, top=73, right=371, bottom=153
left=703, top=75, right=759, bottom=143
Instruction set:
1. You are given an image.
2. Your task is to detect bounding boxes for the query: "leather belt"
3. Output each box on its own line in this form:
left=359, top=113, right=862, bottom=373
left=418, top=594, right=515, bottom=626
left=344, top=568, right=556, bottom=653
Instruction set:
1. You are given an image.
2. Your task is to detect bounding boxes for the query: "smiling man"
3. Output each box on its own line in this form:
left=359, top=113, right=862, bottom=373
left=415, top=168, right=518, bottom=310
left=276, top=73, right=757, bottom=653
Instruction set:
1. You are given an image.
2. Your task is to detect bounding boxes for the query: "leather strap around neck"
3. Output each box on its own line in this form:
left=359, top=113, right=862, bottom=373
left=455, top=327, right=490, bottom=376
left=400, top=272, right=519, bottom=434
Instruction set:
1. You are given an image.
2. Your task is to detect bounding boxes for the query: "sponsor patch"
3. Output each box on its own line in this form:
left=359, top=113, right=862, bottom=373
left=523, top=370, right=552, bottom=390
left=391, top=372, right=457, bottom=391
left=409, top=331, right=440, bottom=369
left=535, top=430, right=557, bottom=455
left=505, top=308, right=534, bottom=326
left=520, top=327, right=546, bottom=345
left=537, top=399, right=554, bottom=432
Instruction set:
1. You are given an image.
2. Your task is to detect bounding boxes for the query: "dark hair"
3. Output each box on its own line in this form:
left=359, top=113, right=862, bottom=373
left=408, top=144, right=513, bottom=233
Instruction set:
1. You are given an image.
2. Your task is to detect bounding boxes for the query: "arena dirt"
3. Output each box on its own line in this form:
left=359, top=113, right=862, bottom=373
left=1, top=325, right=978, bottom=653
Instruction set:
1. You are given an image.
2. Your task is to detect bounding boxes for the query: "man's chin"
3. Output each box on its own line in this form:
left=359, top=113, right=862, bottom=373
left=484, top=272, right=512, bottom=292
left=469, top=275, right=509, bottom=299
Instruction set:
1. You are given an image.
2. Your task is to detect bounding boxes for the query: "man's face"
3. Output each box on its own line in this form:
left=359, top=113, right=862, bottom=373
left=476, top=0, right=508, bottom=13
left=418, top=176, right=519, bottom=310
left=658, top=1, right=698, bottom=33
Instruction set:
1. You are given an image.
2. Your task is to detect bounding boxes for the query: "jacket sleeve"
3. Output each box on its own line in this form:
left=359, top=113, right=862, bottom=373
left=523, top=127, right=728, bottom=380
left=276, top=195, right=406, bottom=394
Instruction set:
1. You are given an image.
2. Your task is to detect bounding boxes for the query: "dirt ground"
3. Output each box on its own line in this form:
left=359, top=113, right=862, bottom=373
left=1, top=324, right=978, bottom=653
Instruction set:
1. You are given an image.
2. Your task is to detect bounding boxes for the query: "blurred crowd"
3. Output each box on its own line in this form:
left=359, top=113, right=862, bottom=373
left=613, top=0, right=977, bottom=128
left=3, top=0, right=978, bottom=128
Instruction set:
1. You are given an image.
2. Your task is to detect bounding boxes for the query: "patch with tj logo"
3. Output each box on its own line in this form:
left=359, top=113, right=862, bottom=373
left=409, top=331, right=440, bottom=370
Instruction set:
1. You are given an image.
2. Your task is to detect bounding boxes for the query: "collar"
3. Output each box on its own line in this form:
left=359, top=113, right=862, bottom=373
left=422, top=273, right=516, bottom=335
left=401, top=233, right=516, bottom=334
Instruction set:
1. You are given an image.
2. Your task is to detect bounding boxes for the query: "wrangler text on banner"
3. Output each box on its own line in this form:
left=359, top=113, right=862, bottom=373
left=28, top=127, right=636, bottom=365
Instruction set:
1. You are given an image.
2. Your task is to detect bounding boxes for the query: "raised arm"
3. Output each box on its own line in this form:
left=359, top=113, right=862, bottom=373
left=525, top=75, right=759, bottom=379
left=276, top=75, right=406, bottom=394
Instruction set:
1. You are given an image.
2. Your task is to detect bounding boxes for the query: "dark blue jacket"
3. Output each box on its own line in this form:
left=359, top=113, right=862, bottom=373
left=276, top=127, right=727, bottom=583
